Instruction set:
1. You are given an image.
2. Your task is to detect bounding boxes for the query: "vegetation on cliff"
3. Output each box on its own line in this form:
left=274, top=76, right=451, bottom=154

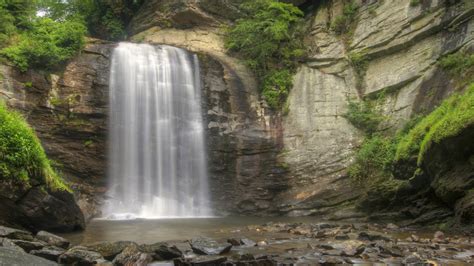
left=0, top=102, right=69, bottom=191
left=348, top=84, right=474, bottom=210
left=225, top=0, right=305, bottom=109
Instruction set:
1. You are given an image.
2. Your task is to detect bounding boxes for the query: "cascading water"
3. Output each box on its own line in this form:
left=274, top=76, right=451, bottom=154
left=103, top=42, right=212, bottom=219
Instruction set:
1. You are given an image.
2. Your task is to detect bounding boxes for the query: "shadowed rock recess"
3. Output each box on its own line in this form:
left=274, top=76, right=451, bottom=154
left=0, top=0, right=473, bottom=231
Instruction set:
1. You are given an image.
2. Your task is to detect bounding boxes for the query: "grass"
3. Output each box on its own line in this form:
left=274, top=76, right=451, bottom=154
left=0, top=102, right=70, bottom=191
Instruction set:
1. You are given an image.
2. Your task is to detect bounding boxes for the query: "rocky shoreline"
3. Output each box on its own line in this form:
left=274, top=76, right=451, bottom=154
left=1, top=222, right=473, bottom=265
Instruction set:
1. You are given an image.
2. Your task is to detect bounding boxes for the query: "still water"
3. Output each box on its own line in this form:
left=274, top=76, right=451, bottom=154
left=59, top=217, right=322, bottom=245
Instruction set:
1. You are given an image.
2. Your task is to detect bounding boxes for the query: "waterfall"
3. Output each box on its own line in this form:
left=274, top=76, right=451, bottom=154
left=104, top=42, right=212, bottom=219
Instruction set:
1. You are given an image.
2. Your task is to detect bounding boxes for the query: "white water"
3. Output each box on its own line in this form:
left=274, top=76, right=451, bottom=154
left=103, top=43, right=212, bottom=219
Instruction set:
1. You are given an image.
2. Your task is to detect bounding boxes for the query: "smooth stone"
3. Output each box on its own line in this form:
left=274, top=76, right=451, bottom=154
left=256, top=240, right=268, bottom=247
left=35, top=231, right=70, bottom=249
left=190, top=238, right=232, bottom=255
left=58, top=246, right=104, bottom=265
left=0, top=226, right=33, bottom=241
left=0, top=247, right=57, bottom=266
left=30, top=246, right=65, bottom=262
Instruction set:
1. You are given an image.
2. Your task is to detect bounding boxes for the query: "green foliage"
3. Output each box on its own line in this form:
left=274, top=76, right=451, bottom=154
left=439, top=50, right=474, bottom=85
left=331, top=1, right=358, bottom=35
left=0, top=18, right=86, bottom=71
left=38, top=0, right=145, bottom=41
left=344, top=99, right=384, bottom=135
left=225, top=0, right=304, bottom=109
left=0, top=102, right=69, bottom=191
left=395, top=84, right=474, bottom=165
left=348, top=135, right=396, bottom=184
left=0, top=0, right=36, bottom=46
left=262, top=69, right=293, bottom=109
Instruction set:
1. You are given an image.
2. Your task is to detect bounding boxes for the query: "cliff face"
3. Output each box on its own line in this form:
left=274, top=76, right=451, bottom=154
left=0, top=0, right=472, bottom=225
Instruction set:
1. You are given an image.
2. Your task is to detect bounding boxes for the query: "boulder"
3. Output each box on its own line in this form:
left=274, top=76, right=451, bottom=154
left=140, top=242, right=182, bottom=260
left=87, top=241, right=135, bottom=260
left=30, top=246, right=65, bottom=262
left=11, top=240, right=45, bottom=253
left=35, top=231, right=70, bottom=249
left=58, top=246, right=104, bottom=265
left=112, top=245, right=152, bottom=266
left=190, top=238, right=232, bottom=255
left=0, top=247, right=57, bottom=266
left=0, top=238, right=25, bottom=253
left=0, top=226, right=33, bottom=241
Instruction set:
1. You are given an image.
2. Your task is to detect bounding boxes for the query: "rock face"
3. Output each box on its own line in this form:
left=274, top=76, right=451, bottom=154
left=1, top=0, right=473, bottom=224
left=275, top=0, right=474, bottom=223
left=0, top=40, right=113, bottom=225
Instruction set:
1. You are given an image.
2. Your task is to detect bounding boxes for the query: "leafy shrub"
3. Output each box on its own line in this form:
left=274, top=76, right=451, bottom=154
left=439, top=51, right=474, bottom=85
left=0, top=18, right=86, bottom=71
left=0, top=102, right=69, bottom=191
left=331, top=1, right=358, bottom=35
left=225, top=0, right=305, bottom=109
left=395, top=84, right=474, bottom=165
left=344, top=100, right=384, bottom=135
left=348, top=135, right=396, bottom=184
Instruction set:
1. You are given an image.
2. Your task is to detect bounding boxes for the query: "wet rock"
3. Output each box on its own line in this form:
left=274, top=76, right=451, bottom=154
left=357, top=232, right=392, bottom=242
left=190, top=238, right=232, bottom=255
left=58, top=246, right=104, bottom=265
left=35, top=231, right=69, bottom=249
left=11, top=239, right=45, bottom=253
left=256, top=240, right=268, bottom=247
left=239, top=238, right=256, bottom=247
left=174, top=255, right=227, bottom=265
left=0, top=247, right=57, bottom=266
left=30, top=246, right=65, bottom=262
left=319, top=255, right=347, bottom=264
left=335, top=233, right=350, bottom=240
left=113, top=245, right=152, bottom=266
left=0, top=237, right=24, bottom=253
left=410, top=234, right=420, bottom=242
left=141, top=242, right=182, bottom=260
left=378, top=245, right=403, bottom=257
left=403, top=253, right=424, bottom=264
left=227, top=238, right=240, bottom=246
left=87, top=241, right=135, bottom=260
left=386, top=223, right=399, bottom=230
left=433, top=231, right=447, bottom=243
left=0, top=226, right=33, bottom=241
left=318, top=244, right=334, bottom=250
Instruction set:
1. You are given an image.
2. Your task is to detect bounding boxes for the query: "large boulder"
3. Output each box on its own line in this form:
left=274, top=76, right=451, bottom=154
left=0, top=247, right=57, bottom=266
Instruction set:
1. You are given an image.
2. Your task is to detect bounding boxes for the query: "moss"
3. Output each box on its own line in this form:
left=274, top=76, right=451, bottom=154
left=395, top=84, right=474, bottom=165
left=0, top=102, right=69, bottom=191
left=23, top=81, right=32, bottom=88
left=84, top=140, right=94, bottom=147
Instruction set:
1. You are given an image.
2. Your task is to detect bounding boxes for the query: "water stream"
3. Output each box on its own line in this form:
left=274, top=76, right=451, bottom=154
left=103, top=42, right=211, bottom=219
